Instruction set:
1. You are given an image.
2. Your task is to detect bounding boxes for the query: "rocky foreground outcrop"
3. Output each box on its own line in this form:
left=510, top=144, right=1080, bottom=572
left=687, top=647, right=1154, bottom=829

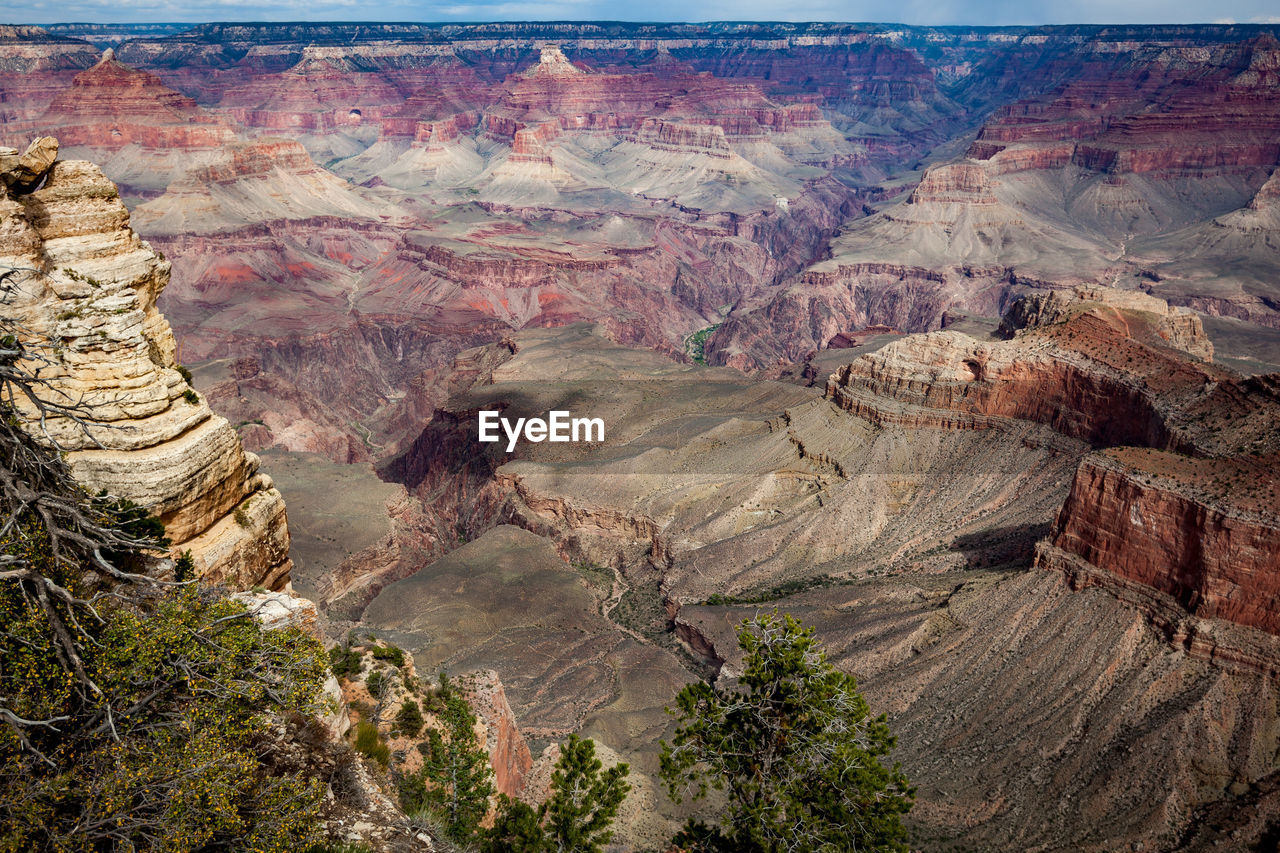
left=0, top=138, right=293, bottom=589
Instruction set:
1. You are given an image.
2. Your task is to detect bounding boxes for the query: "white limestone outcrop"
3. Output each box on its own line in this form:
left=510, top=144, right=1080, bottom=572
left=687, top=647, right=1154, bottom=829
left=0, top=140, right=292, bottom=590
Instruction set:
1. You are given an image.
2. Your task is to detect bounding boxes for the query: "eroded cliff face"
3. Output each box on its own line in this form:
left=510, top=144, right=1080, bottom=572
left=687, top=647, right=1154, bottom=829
left=365, top=315, right=1280, bottom=850
left=0, top=140, right=292, bottom=590
left=1040, top=450, right=1280, bottom=637
left=827, top=287, right=1216, bottom=446
left=826, top=287, right=1280, bottom=656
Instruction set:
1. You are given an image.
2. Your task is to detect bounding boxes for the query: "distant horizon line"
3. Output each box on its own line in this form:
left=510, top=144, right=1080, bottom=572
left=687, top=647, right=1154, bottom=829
left=16, top=18, right=1280, bottom=28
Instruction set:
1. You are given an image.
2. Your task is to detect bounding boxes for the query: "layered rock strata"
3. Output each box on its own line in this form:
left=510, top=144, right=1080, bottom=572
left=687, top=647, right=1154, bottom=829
left=0, top=141, right=292, bottom=589
left=1040, top=449, right=1280, bottom=647
left=0, top=26, right=100, bottom=126
left=827, top=289, right=1280, bottom=657
left=21, top=49, right=236, bottom=151
left=366, top=317, right=1280, bottom=849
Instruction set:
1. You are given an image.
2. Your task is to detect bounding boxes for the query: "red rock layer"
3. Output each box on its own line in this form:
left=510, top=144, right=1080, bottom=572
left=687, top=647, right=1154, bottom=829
left=473, top=56, right=844, bottom=158
left=829, top=291, right=1280, bottom=644
left=1041, top=449, right=1280, bottom=635
left=378, top=66, right=486, bottom=138
left=218, top=53, right=411, bottom=132
left=969, top=35, right=1280, bottom=177
left=827, top=313, right=1198, bottom=449
left=26, top=52, right=235, bottom=150
left=627, top=118, right=731, bottom=156
left=183, top=137, right=322, bottom=184
left=907, top=162, right=998, bottom=204
left=510, top=121, right=560, bottom=164
left=677, top=39, right=964, bottom=157
left=709, top=261, right=975, bottom=371
left=0, top=27, right=100, bottom=125
left=148, top=182, right=853, bottom=463
left=461, top=670, right=534, bottom=798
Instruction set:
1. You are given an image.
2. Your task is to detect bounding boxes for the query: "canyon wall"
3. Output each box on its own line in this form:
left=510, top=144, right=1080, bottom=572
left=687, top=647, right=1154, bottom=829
left=824, top=288, right=1280, bottom=661
left=0, top=139, right=292, bottom=589
left=1040, top=449, right=1280, bottom=636
left=369, top=314, right=1280, bottom=850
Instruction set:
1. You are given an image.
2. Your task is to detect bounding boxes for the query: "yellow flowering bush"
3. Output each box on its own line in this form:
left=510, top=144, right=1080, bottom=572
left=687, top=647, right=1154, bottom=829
left=0, top=578, right=330, bottom=851
left=0, top=429, right=328, bottom=851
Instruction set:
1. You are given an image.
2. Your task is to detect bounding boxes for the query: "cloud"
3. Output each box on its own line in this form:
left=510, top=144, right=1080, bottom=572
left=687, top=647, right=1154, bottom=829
left=8, top=0, right=1280, bottom=25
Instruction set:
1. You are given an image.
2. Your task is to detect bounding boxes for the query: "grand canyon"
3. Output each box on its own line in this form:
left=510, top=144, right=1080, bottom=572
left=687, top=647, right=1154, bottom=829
left=2, top=17, right=1280, bottom=852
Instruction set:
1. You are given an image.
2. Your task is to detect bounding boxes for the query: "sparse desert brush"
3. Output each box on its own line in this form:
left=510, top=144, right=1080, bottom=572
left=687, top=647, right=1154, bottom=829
left=354, top=720, right=391, bottom=768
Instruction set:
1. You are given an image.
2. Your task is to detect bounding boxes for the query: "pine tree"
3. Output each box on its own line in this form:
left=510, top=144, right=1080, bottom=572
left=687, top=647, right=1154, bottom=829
left=395, top=697, right=425, bottom=737
left=660, top=612, right=914, bottom=853
left=481, top=734, right=630, bottom=853
left=399, top=674, right=495, bottom=843
left=543, top=735, right=630, bottom=853
left=481, top=795, right=549, bottom=853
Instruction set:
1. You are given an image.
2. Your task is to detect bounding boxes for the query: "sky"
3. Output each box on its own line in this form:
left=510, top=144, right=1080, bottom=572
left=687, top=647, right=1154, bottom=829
left=8, top=0, right=1280, bottom=26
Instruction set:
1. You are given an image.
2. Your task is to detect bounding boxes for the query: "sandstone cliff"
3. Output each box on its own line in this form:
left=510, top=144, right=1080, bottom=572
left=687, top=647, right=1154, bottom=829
left=0, top=139, right=293, bottom=589
left=367, top=318, right=1280, bottom=850
left=826, top=288, right=1280, bottom=656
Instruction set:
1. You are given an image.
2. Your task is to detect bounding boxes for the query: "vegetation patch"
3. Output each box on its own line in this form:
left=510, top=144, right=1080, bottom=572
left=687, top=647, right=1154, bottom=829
left=353, top=720, right=390, bottom=768
left=572, top=558, right=614, bottom=596
left=686, top=323, right=722, bottom=365
left=702, top=573, right=841, bottom=606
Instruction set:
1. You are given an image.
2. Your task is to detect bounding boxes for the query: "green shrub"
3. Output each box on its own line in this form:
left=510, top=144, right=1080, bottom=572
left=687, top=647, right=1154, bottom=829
left=174, top=549, right=195, bottom=582
left=395, top=698, right=425, bottom=738
left=329, top=644, right=363, bottom=679
left=0, top=579, right=329, bottom=850
left=482, top=797, right=548, bottom=852
left=371, top=643, right=406, bottom=668
left=176, top=364, right=193, bottom=384
left=366, top=669, right=393, bottom=699
left=94, top=492, right=169, bottom=572
left=686, top=323, right=722, bottom=365
left=353, top=721, right=390, bottom=768
left=183, top=388, right=200, bottom=405
left=0, top=315, right=328, bottom=850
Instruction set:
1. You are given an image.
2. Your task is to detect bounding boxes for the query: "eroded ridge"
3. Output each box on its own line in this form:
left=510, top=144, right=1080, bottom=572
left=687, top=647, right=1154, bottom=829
left=0, top=139, right=292, bottom=589
left=828, top=286, right=1280, bottom=661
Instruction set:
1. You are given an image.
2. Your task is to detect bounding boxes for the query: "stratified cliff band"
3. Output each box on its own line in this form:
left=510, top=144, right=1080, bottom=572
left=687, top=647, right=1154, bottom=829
left=0, top=137, right=292, bottom=590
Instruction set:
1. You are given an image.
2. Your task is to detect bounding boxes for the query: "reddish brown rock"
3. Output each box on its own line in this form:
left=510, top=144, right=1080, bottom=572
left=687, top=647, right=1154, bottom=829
left=1041, top=449, right=1280, bottom=635
left=318, top=487, right=441, bottom=618
left=460, top=669, right=534, bottom=798
left=970, top=35, right=1280, bottom=179
left=28, top=50, right=236, bottom=151
left=218, top=49, right=411, bottom=133
left=0, top=26, right=101, bottom=126
left=997, top=284, right=1215, bottom=361
left=826, top=288, right=1280, bottom=647
left=907, top=162, right=998, bottom=205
